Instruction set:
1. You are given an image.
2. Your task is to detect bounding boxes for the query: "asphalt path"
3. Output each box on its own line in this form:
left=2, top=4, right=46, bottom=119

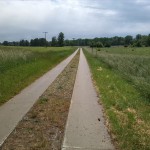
left=62, top=49, right=114, bottom=150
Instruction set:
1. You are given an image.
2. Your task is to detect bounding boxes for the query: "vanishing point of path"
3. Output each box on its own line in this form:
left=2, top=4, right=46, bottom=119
left=0, top=49, right=78, bottom=146
left=62, top=49, right=114, bottom=150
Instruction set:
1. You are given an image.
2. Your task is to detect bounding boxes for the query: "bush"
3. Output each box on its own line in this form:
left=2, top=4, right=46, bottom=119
left=124, top=45, right=128, bottom=47
left=96, top=42, right=104, bottom=48
left=105, top=43, right=111, bottom=47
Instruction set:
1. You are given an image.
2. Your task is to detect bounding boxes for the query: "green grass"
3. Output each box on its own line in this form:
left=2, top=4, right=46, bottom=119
left=95, top=46, right=150, bottom=56
left=86, top=47, right=150, bottom=99
left=84, top=48, right=150, bottom=150
left=0, top=46, right=76, bottom=104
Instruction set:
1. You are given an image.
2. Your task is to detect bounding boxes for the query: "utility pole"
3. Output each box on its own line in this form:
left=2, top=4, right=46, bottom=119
left=72, top=38, right=75, bottom=46
left=43, top=32, right=48, bottom=47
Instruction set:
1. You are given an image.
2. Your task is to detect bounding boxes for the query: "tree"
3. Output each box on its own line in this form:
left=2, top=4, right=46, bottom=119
left=146, top=34, right=150, bottom=46
left=141, top=35, right=148, bottom=46
left=25, top=40, right=30, bottom=46
left=3, top=41, right=9, bottom=46
left=51, top=36, right=57, bottom=47
left=96, top=41, right=103, bottom=48
left=38, top=38, right=46, bottom=46
left=125, top=35, right=133, bottom=45
left=136, top=34, right=142, bottom=40
left=57, top=32, right=64, bottom=47
left=19, top=40, right=29, bottom=46
left=30, top=39, right=35, bottom=46
left=104, top=42, right=111, bottom=47
left=64, top=39, right=69, bottom=46
left=133, top=41, right=142, bottom=47
left=34, top=38, right=39, bottom=46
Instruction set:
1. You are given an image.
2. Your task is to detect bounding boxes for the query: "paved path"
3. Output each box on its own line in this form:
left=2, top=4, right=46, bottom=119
left=62, top=49, right=114, bottom=150
left=0, top=49, right=78, bottom=146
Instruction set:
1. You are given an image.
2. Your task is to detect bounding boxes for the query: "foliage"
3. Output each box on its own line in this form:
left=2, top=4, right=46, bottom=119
left=136, top=34, right=142, bottom=40
left=2, top=33, right=150, bottom=48
left=51, top=36, right=57, bottom=46
left=133, top=41, right=142, bottom=47
left=30, top=38, right=48, bottom=47
left=125, top=35, right=133, bottom=45
left=57, top=32, right=64, bottom=47
left=19, top=40, right=30, bottom=46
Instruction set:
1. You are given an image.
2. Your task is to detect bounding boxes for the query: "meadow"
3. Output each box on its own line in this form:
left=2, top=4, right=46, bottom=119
left=87, top=47, right=150, bottom=99
left=0, top=46, right=76, bottom=104
left=84, top=47, right=150, bottom=150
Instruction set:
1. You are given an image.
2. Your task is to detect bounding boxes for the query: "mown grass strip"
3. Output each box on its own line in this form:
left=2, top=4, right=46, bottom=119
left=84, top=49, right=150, bottom=150
left=0, top=46, right=76, bottom=105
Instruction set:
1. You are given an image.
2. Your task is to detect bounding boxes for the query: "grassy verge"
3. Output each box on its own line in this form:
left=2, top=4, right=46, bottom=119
left=0, top=46, right=76, bottom=104
left=84, top=49, right=150, bottom=150
left=1, top=51, right=80, bottom=150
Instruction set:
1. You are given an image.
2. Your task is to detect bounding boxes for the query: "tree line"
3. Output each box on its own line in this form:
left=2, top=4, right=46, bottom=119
left=1, top=33, right=150, bottom=47
left=1, top=32, right=65, bottom=47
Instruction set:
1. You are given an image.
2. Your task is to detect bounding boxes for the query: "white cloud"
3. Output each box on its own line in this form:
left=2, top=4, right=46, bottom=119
left=0, top=0, right=150, bottom=42
left=136, top=0, right=150, bottom=4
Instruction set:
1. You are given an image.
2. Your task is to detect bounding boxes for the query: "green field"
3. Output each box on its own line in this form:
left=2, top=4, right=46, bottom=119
left=95, top=46, right=150, bottom=55
left=87, top=47, right=150, bottom=99
left=84, top=47, right=150, bottom=150
left=0, top=46, right=76, bottom=104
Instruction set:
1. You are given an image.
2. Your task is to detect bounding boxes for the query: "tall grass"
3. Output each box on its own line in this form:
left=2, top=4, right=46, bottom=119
left=98, top=53, right=150, bottom=99
left=86, top=47, right=150, bottom=99
left=97, top=46, right=150, bottom=55
left=0, top=46, right=75, bottom=104
left=0, top=49, right=34, bottom=73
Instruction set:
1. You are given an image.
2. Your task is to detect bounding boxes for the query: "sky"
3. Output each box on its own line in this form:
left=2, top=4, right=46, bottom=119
left=0, top=0, right=150, bottom=42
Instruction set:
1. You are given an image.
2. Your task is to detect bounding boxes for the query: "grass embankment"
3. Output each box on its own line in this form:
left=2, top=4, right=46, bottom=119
left=0, top=46, right=76, bottom=104
left=1, top=51, right=80, bottom=150
left=84, top=48, right=150, bottom=150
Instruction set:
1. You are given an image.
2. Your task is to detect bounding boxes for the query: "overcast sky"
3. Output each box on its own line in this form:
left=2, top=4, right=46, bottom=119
left=0, top=0, right=150, bottom=42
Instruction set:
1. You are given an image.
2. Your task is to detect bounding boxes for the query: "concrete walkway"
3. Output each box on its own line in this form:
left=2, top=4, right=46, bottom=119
left=0, top=49, right=78, bottom=146
left=62, top=49, right=114, bottom=150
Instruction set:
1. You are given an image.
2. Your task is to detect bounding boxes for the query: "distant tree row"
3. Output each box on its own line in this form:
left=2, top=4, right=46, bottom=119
left=1, top=32, right=65, bottom=47
left=30, top=38, right=48, bottom=46
left=1, top=39, right=47, bottom=47
left=65, top=34, right=150, bottom=48
left=1, top=33, right=150, bottom=47
left=51, top=32, right=64, bottom=47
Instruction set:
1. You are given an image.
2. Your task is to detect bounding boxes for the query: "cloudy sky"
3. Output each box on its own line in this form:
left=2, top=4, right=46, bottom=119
left=0, top=0, right=150, bottom=42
